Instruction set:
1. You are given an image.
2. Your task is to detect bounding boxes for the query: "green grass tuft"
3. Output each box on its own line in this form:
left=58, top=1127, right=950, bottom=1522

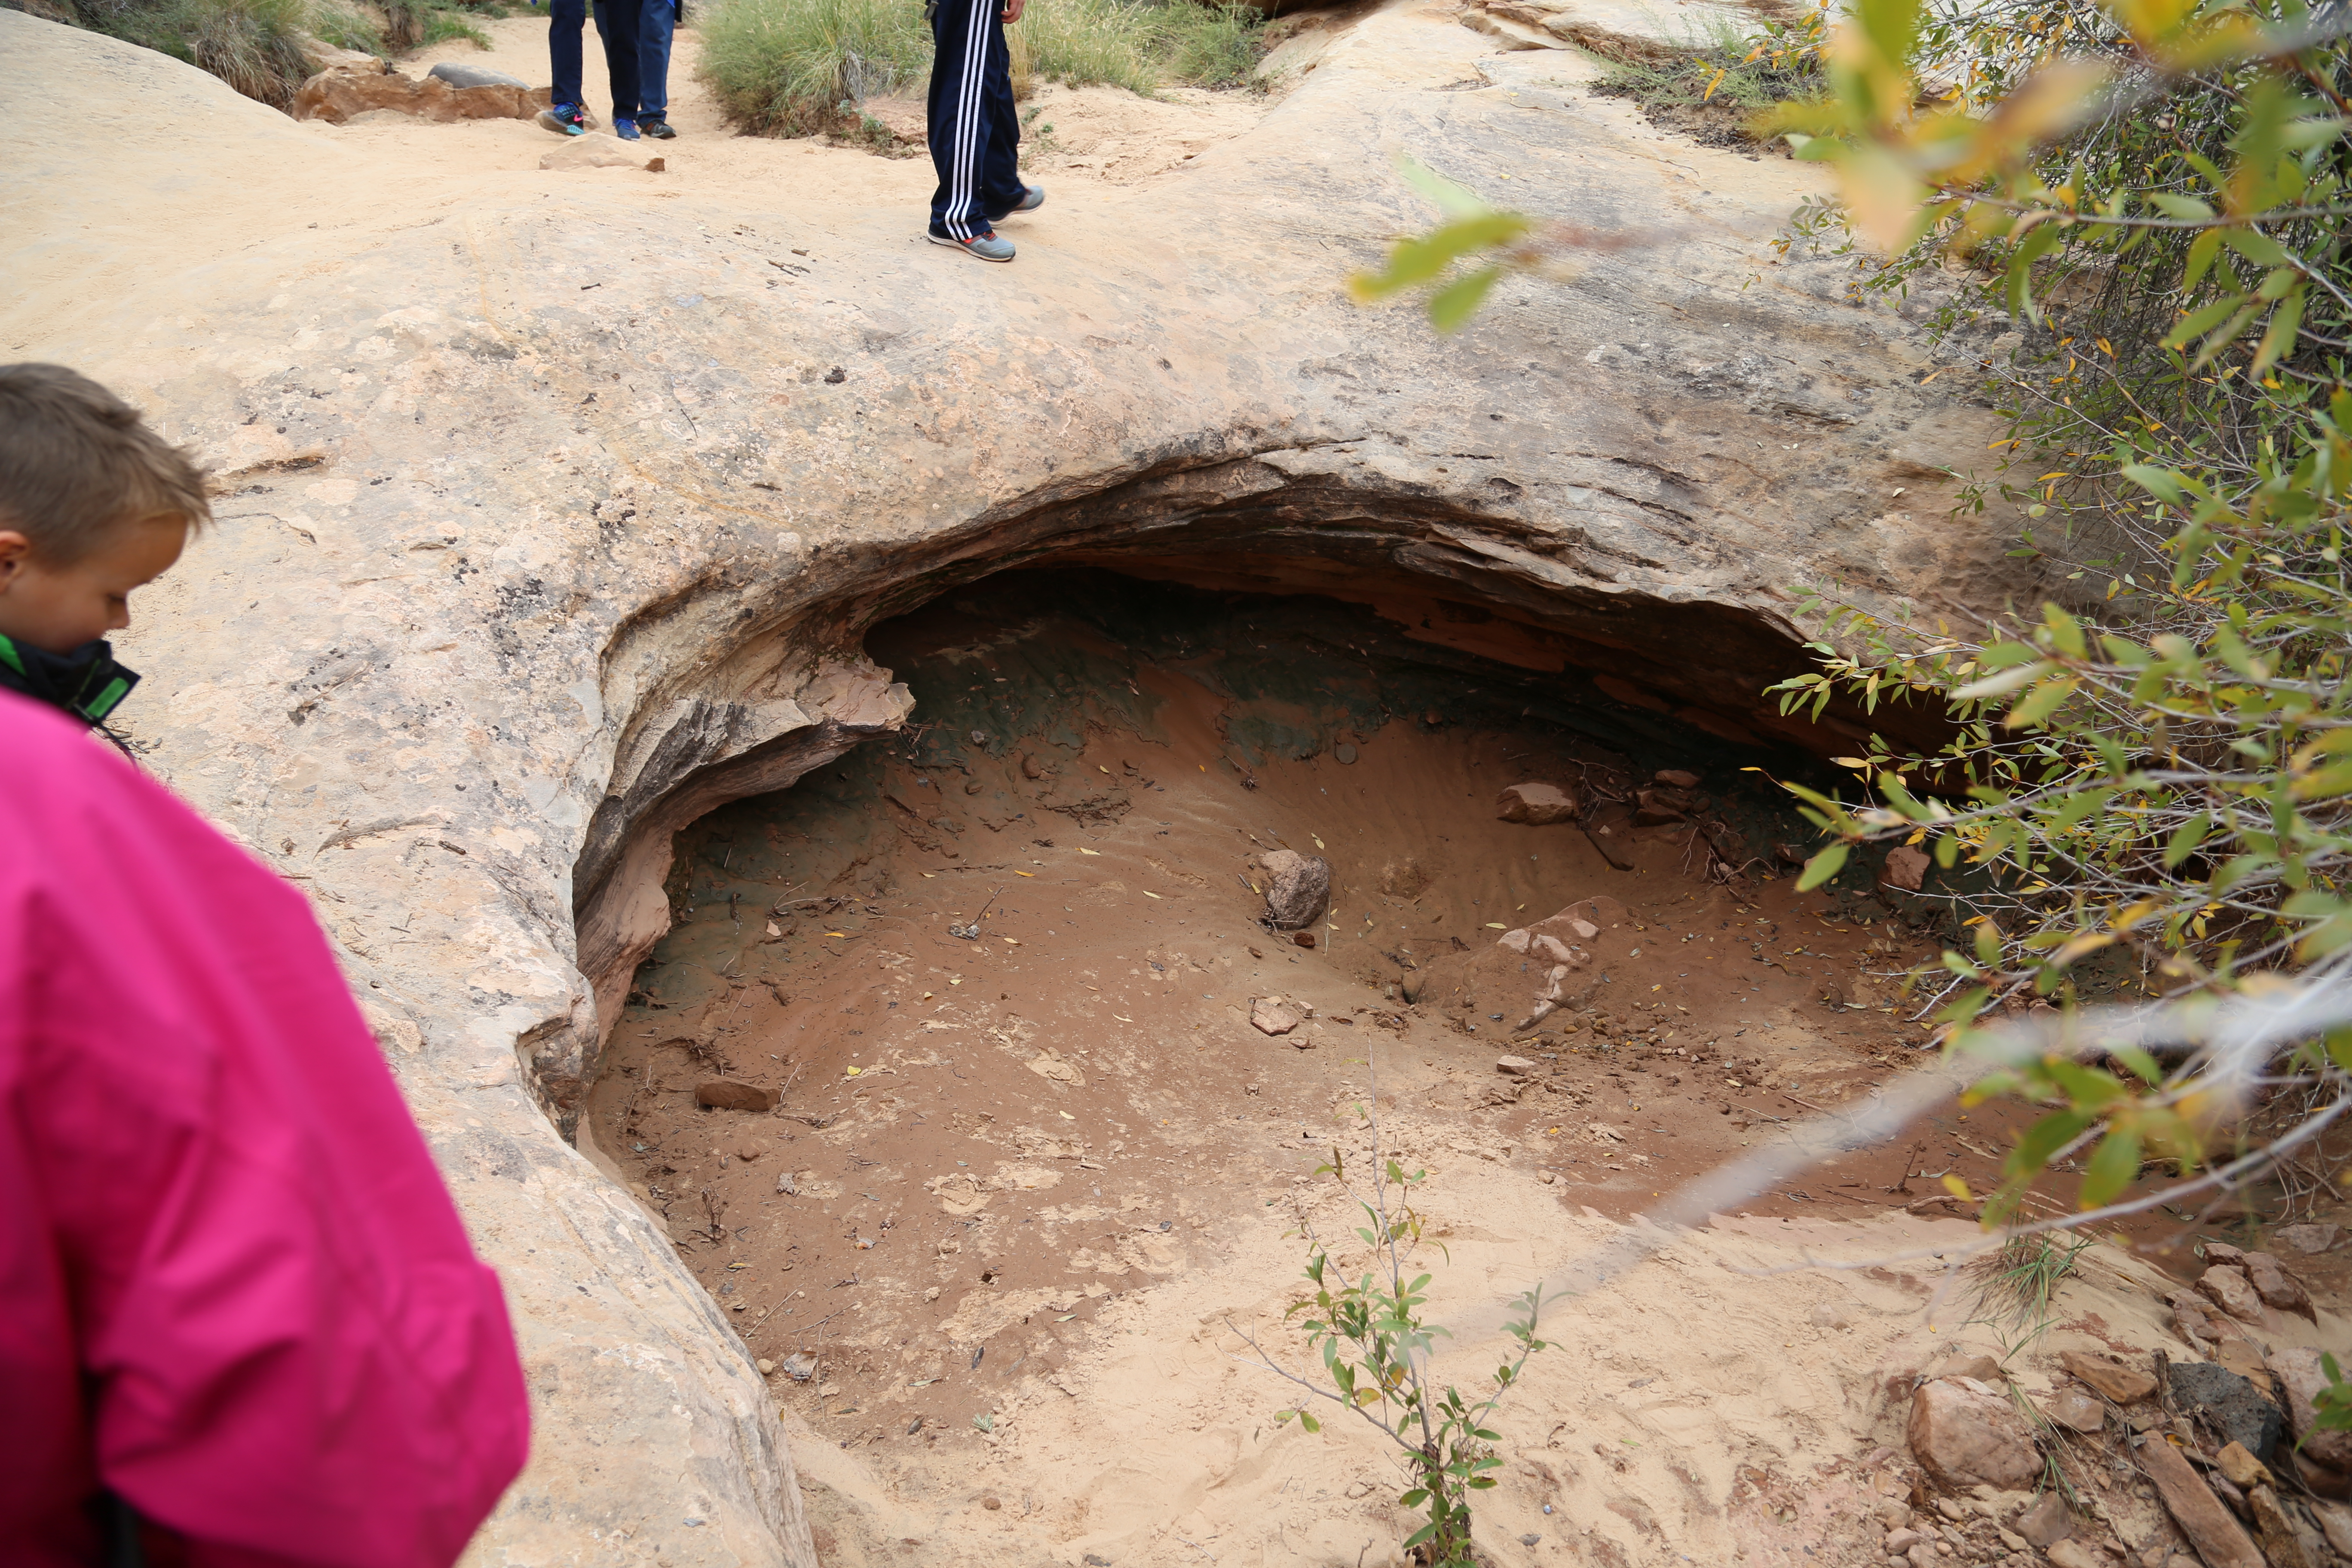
left=66, top=0, right=317, bottom=104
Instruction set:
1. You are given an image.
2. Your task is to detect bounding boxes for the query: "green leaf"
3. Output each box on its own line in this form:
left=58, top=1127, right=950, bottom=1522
left=2149, top=193, right=2217, bottom=220
left=1796, top=843, right=1849, bottom=891
left=2078, top=1127, right=2143, bottom=1210
left=2006, top=1108, right=2095, bottom=1182
left=1350, top=214, right=1532, bottom=301
left=2163, top=294, right=2251, bottom=350
left=2163, top=812, right=2212, bottom=867
left=2251, top=289, right=2306, bottom=378
left=1395, top=156, right=1491, bottom=219
left=1298, top=1411, right=1320, bottom=1432
left=1428, top=267, right=1502, bottom=332
left=2182, top=227, right=2223, bottom=291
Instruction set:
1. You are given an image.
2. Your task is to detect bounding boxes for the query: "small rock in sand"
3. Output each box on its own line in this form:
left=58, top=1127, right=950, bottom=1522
left=755, top=1357, right=775, bottom=1375
left=1931, top=1354, right=2004, bottom=1384
left=695, top=1079, right=776, bottom=1111
left=1250, top=997, right=1303, bottom=1036
left=1495, top=781, right=1579, bottom=825
left=775, top=1170, right=798, bottom=1195
left=780, top=1352, right=816, bottom=1381
left=1654, top=769, right=1700, bottom=789
left=427, top=61, right=530, bottom=88
left=1880, top=845, right=1930, bottom=893
left=1256, top=848, right=1330, bottom=929
left=1292, top=931, right=1316, bottom=949
left=2044, top=1541, right=2106, bottom=1568
left=735, top=1142, right=765, bottom=1161
left=982, top=1495, right=1001, bottom=1510
left=1807, top=1301, right=1852, bottom=1330
left=1495, top=1055, right=1538, bottom=1076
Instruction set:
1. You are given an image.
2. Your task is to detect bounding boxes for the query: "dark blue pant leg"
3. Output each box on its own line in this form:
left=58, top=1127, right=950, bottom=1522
left=977, top=31, right=1023, bottom=220
left=928, top=0, right=1023, bottom=239
left=637, top=0, right=675, bottom=118
left=593, top=0, right=643, bottom=122
left=548, top=0, right=585, bottom=109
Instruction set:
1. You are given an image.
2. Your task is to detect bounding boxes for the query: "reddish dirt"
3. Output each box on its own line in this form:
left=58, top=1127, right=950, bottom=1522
left=580, top=570, right=2304, bottom=1460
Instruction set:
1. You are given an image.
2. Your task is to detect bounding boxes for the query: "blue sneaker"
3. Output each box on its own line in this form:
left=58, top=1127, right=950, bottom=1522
left=536, top=102, right=588, bottom=136
left=615, top=118, right=641, bottom=141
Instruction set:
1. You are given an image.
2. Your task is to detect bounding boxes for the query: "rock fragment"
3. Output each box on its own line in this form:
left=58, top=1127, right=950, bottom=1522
left=1905, top=1378, right=2040, bottom=1490
left=695, top=1080, right=776, bottom=1111
left=1250, top=997, right=1302, bottom=1036
left=1654, top=769, right=1700, bottom=788
left=1257, top=849, right=1329, bottom=930
left=2013, top=1491, right=2072, bottom=1548
left=2274, top=1222, right=2343, bottom=1254
left=2139, top=1432, right=2264, bottom=1568
left=1494, top=1055, right=1537, bottom=1075
left=1495, top=781, right=1579, bottom=824
left=2040, top=1388, right=2105, bottom=1433
left=2242, top=1250, right=2316, bottom=1320
left=2058, top=1350, right=2156, bottom=1404
left=2198, top=1264, right=2268, bottom=1324
left=2166, top=1360, right=2284, bottom=1460
left=1880, top=845, right=1930, bottom=892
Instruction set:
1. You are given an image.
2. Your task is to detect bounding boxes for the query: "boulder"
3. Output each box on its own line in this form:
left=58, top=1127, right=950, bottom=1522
left=1257, top=849, right=1330, bottom=930
left=1905, top=1378, right=2040, bottom=1490
left=695, top=1079, right=776, bottom=1111
left=1495, top=781, right=1579, bottom=824
left=293, top=62, right=542, bottom=125
left=1654, top=769, right=1700, bottom=789
left=2271, top=1348, right=2352, bottom=1473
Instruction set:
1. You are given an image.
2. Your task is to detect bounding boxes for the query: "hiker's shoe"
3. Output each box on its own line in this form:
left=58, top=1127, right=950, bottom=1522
left=928, top=229, right=1014, bottom=262
left=536, top=102, right=588, bottom=136
left=615, top=117, right=642, bottom=141
left=993, top=184, right=1044, bottom=219
left=639, top=116, right=677, bottom=139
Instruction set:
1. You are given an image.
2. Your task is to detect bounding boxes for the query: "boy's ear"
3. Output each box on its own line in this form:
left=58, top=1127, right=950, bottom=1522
left=0, top=530, right=30, bottom=588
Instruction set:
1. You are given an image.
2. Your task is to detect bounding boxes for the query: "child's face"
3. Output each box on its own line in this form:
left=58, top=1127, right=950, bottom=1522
left=0, top=515, right=187, bottom=655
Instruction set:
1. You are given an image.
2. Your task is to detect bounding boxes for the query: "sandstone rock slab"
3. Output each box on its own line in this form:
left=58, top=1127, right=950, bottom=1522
left=2140, top=1434, right=2264, bottom=1568
left=2199, top=1264, right=2268, bottom=1324
left=1250, top=997, right=1303, bottom=1036
left=2272, top=1348, right=2352, bottom=1473
left=696, top=1079, right=777, bottom=1111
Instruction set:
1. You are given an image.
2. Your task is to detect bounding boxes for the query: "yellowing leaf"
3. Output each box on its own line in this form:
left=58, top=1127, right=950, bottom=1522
left=1143, top=891, right=1162, bottom=899
left=1080, top=848, right=1102, bottom=856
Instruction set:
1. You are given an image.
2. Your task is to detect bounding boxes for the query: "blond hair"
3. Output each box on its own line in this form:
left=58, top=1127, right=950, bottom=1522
left=0, top=364, right=211, bottom=560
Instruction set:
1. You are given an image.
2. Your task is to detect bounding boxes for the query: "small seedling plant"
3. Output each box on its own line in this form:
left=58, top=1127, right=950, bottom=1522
left=1232, top=1145, right=1548, bottom=1567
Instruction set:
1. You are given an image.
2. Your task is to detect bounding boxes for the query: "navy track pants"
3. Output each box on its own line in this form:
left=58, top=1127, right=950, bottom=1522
left=926, top=0, right=1023, bottom=239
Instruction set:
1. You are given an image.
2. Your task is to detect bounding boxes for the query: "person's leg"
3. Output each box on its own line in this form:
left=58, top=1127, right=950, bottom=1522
left=594, top=0, right=643, bottom=125
left=637, top=0, right=675, bottom=124
left=927, top=0, right=1001, bottom=240
left=548, top=0, right=585, bottom=111
left=976, top=15, right=1026, bottom=222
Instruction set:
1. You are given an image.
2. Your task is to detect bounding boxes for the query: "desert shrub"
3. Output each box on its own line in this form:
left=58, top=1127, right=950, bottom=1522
left=699, top=0, right=1266, bottom=136
left=1154, top=0, right=1265, bottom=90
left=63, top=0, right=317, bottom=104
left=697, top=0, right=928, bottom=135
left=307, top=0, right=386, bottom=52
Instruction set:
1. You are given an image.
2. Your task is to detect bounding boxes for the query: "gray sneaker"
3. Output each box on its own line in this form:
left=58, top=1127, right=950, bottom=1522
left=996, top=184, right=1044, bottom=218
left=928, top=230, right=1015, bottom=262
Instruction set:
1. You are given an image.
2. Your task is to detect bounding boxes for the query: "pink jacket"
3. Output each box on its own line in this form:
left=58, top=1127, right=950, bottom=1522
left=0, top=692, right=529, bottom=1565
